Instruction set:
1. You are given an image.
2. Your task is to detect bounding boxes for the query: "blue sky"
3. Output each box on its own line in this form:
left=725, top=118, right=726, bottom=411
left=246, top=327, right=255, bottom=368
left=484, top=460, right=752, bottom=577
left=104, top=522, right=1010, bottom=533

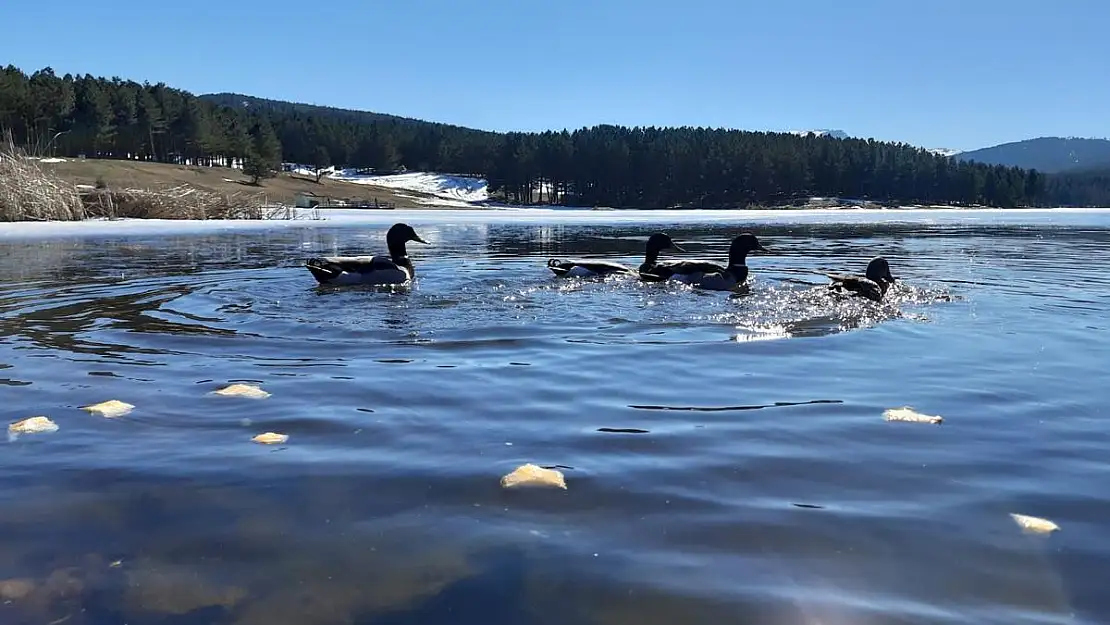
left=2, top=0, right=1107, bottom=151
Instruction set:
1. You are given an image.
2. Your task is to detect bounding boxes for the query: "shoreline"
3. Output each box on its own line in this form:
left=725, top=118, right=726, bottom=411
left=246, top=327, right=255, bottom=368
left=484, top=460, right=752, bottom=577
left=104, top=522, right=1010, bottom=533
left=15, top=156, right=1101, bottom=219
left=3, top=207, right=1110, bottom=242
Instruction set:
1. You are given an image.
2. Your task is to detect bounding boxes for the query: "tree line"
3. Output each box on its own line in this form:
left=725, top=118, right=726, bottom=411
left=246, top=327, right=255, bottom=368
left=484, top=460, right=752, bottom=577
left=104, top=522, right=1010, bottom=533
left=1037, top=167, right=1110, bottom=207
left=1, top=64, right=1107, bottom=207
left=489, top=127, right=1050, bottom=208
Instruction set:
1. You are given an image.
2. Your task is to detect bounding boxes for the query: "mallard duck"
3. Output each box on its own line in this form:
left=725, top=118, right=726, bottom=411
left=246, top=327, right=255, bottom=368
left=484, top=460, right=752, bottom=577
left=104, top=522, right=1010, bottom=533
left=640, top=233, right=768, bottom=291
left=547, top=232, right=685, bottom=278
left=826, top=256, right=897, bottom=302
left=305, top=222, right=428, bottom=286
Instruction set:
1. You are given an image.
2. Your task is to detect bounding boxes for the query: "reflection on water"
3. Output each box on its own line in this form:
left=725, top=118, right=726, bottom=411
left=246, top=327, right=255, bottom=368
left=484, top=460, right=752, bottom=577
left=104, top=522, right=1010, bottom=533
left=2, top=216, right=1110, bottom=624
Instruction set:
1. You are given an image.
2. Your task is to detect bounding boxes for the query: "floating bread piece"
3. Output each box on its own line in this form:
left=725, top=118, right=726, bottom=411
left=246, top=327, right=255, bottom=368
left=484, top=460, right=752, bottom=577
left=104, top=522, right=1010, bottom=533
left=81, top=399, right=135, bottom=418
left=252, top=432, right=289, bottom=445
left=882, top=406, right=943, bottom=424
left=8, top=415, right=59, bottom=436
left=0, top=577, right=36, bottom=600
left=500, top=463, right=567, bottom=490
left=213, top=383, right=271, bottom=399
left=1010, top=513, right=1060, bottom=534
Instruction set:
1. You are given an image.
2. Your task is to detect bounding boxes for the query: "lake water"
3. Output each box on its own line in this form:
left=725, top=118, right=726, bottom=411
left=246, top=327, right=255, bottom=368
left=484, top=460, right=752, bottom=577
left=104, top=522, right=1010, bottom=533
left=1, top=209, right=1108, bottom=625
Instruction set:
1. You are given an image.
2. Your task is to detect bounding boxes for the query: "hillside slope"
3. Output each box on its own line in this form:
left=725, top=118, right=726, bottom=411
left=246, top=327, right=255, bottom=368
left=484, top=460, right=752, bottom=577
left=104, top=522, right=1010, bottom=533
left=199, top=93, right=496, bottom=139
left=39, top=158, right=442, bottom=209
left=956, top=137, right=1110, bottom=173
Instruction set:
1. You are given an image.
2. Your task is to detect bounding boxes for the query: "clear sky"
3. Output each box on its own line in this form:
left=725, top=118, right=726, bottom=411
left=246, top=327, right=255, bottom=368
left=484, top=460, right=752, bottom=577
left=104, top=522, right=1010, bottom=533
left=2, top=0, right=1107, bottom=151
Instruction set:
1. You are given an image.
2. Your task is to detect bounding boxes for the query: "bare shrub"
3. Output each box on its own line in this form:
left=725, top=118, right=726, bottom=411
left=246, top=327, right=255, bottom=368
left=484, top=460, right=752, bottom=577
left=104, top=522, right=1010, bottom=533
left=0, top=136, right=85, bottom=222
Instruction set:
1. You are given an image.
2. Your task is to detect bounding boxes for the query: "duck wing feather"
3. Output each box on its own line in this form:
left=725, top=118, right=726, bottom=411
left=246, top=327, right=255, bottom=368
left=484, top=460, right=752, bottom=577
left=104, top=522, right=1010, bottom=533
left=311, top=255, right=402, bottom=273
left=826, top=272, right=883, bottom=301
left=641, top=259, right=727, bottom=280
left=547, top=258, right=633, bottom=276
left=305, top=255, right=410, bottom=284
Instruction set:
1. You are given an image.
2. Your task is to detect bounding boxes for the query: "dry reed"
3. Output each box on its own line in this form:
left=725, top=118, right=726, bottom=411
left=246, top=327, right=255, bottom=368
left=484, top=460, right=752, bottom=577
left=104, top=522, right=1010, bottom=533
left=0, top=138, right=85, bottom=222
left=80, top=185, right=267, bottom=220
left=2, top=131, right=291, bottom=221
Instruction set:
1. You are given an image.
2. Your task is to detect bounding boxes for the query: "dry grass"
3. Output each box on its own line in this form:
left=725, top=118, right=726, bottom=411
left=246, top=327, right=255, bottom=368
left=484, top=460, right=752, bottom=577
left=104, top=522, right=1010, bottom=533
left=0, top=143, right=269, bottom=221
left=0, top=139, right=85, bottom=221
left=2, top=146, right=463, bottom=221
left=44, top=158, right=434, bottom=209
left=0, top=134, right=299, bottom=221
left=80, top=185, right=267, bottom=220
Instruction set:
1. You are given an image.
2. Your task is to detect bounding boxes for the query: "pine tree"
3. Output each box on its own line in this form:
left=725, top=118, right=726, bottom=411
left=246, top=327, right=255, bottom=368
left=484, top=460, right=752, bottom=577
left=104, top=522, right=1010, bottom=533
left=313, top=145, right=330, bottom=182
left=354, top=126, right=399, bottom=171
left=243, top=119, right=281, bottom=184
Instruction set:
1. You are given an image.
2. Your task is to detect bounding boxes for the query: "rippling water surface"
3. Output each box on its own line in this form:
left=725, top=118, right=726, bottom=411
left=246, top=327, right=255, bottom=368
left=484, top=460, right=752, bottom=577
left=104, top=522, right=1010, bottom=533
left=2, top=211, right=1109, bottom=625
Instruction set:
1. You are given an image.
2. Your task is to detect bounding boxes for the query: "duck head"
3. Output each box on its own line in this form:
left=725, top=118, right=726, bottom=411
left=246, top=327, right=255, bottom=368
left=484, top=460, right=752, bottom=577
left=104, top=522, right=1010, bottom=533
left=386, top=223, right=428, bottom=258
left=645, top=232, right=686, bottom=255
left=728, top=233, right=768, bottom=265
left=388, top=222, right=428, bottom=245
left=864, top=256, right=896, bottom=284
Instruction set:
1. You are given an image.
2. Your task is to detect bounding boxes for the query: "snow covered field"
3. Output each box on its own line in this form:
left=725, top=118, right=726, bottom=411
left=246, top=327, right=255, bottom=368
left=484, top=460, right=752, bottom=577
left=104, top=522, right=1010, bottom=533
left=286, top=165, right=489, bottom=207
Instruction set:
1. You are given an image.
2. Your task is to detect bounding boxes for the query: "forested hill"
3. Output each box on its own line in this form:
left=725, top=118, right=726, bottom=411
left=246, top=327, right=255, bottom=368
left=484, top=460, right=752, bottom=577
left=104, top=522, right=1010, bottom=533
left=1039, top=166, right=1110, bottom=206
left=194, top=91, right=501, bottom=177
left=199, top=92, right=493, bottom=135
left=2, top=64, right=1107, bottom=207
left=957, top=137, right=1110, bottom=174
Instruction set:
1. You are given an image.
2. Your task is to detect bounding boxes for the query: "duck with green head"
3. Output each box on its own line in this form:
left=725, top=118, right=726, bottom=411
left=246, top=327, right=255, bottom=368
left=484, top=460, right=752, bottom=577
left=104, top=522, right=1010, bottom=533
left=305, top=222, right=429, bottom=286
left=547, top=232, right=685, bottom=278
left=640, top=233, right=768, bottom=292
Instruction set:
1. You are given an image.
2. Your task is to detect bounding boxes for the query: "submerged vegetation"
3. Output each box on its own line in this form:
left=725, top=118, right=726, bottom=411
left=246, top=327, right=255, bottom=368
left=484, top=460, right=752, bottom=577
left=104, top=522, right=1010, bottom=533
left=1, top=64, right=1108, bottom=211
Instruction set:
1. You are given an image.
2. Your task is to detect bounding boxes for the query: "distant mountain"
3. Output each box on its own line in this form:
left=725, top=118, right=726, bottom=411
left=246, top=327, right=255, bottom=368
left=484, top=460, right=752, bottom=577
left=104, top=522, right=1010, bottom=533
left=927, top=147, right=962, bottom=157
left=955, top=137, right=1110, bottom=174
left=788, top=129, right=850, bottom=139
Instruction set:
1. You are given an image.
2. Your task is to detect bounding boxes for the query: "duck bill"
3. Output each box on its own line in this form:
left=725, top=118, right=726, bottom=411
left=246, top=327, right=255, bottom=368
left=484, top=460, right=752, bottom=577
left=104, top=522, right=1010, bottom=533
left=412, top=235, right=429, bottom=245
left=756, top=244, right=770, bottom=253
left=671, top=242, right=687, bottom=252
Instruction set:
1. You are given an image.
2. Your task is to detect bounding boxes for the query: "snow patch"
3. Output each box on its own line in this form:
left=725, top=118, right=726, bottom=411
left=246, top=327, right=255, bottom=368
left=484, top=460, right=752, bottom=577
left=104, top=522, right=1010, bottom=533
left=334, top=171, right=488, bottom=203
left=788, top=129, right=850, bottom=140
left=282, top=163, right=489, bottom=207
left=927, top=147, right=962, bottom=157
left=19, top=156, right=68, bottom=163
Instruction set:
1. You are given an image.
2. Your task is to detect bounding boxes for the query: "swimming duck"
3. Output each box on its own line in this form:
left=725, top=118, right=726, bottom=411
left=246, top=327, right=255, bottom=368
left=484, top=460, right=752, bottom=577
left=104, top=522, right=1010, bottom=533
left=826, top=256, right=897, bottom=302
left=305, top=222, right=428, bottom=286
left=640, top=233, right=768, bottom=292
left=547, top=232, right=686, bottom=278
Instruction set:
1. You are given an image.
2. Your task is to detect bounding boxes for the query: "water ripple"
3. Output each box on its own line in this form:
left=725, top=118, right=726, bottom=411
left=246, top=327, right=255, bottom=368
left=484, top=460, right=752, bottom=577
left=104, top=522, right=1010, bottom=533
left=1, top=217, right=1109, bottom=624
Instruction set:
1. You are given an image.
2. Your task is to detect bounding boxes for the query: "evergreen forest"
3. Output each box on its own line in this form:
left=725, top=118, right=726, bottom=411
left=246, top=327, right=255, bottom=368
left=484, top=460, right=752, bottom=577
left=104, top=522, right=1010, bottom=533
left=2, top=65, right=1107, bottom=208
